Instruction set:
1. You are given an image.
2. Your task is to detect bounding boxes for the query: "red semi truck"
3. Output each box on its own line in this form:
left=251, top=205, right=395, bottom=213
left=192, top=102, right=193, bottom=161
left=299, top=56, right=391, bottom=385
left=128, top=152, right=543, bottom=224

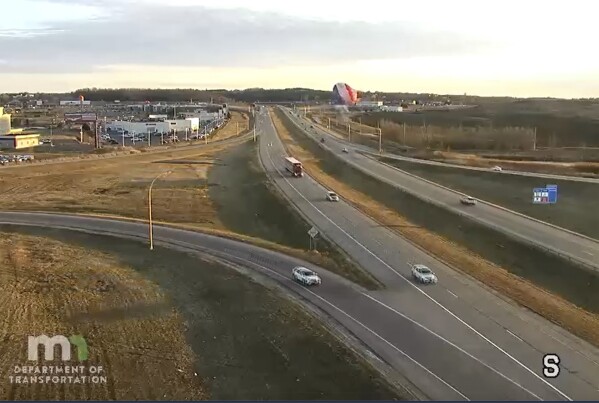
left=285, top=157, right=304, bottom=177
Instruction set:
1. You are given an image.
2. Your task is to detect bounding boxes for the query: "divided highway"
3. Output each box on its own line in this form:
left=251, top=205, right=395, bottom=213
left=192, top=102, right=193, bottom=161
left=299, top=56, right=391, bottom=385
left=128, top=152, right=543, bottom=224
left=256, top=107, right=599, bottom=400
left=282, top=108, right=599, bottom=270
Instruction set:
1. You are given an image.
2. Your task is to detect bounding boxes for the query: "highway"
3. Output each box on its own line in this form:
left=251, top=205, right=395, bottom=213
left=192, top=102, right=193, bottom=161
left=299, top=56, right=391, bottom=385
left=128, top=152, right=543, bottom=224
left=280, top=108, right=599, bottom=271
left=255, top=106, right=599, bottom=400
left=304, top=109, right=599, bottom=184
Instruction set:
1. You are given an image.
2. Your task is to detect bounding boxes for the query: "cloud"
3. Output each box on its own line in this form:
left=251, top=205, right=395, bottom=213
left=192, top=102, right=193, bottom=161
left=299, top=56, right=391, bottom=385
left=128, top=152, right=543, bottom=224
left=0, top=0, right=494, bottom=74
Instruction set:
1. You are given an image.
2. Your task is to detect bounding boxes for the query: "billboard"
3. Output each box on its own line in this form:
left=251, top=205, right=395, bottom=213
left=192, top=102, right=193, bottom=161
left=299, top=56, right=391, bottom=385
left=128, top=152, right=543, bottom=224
left=64, top=113, right=97, bottom=122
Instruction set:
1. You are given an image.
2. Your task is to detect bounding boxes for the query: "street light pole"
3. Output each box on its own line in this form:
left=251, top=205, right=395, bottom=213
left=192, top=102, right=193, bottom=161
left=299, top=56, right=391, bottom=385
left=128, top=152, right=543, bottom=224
left=148, top=170, right=172, bottom=250
left=50, top=118, right=54, bottom=147
left=378, top=128, right=382, bottom=154
left=253, top=123, right=256, bottom=142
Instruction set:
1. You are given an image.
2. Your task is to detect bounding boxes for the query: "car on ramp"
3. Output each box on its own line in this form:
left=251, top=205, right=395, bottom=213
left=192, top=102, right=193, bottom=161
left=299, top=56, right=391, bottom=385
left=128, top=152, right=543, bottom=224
left=292, top=266, right=322, bottom=286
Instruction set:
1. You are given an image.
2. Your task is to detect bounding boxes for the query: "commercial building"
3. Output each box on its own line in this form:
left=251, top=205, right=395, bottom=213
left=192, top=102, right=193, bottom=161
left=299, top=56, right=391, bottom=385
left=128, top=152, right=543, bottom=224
left=380, top=105, right=403, bottom=112
left=357, top=100, right=383, bottom=108
left=60, top=100, right=91, bottom=106
left=0, top=107, right=11, bottom=134
left=106, top=118, right=200, bottom=134
left=0, top=134, right=40, bottom=149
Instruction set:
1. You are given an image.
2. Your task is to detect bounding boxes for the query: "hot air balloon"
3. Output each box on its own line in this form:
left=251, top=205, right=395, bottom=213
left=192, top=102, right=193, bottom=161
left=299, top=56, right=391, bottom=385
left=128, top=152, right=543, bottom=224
left=332, top=83, right=359, bottom=106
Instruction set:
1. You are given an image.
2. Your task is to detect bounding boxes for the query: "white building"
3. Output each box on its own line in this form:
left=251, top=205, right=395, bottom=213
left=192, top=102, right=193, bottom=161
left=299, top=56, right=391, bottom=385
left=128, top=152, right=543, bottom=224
left=106, top=120, right=169, bottom=134
left=60, top=100, right=91, bottom=106
left=165, top=118, right=199, bottom=132
left=0, top=107, right=11, bottom=134
left=380, top=105, right=403, bottom=112
left=357, top=100, right=383, bottom=108
left=106, top=118, right=200, bottom=134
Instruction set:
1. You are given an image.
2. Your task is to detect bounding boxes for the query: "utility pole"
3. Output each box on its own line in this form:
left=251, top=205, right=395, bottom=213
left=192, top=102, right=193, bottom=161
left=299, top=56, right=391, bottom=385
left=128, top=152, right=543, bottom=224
left=403, top=122, right=406, bottom=146
left=359, top=117, right=362, bottom=135
left=50, top=118, right=54, bottom=147
left=148, top=170, right=172, bottom=250
left=253, top=123, right=256, bottom=142
left=148, top=129, right=151, bottom=147
left=95, top=121, right=100, bottom=149
left=533, top=127, right=537, bottom=151
left=378, top=128, right=382, bottom=154
left=347, top=123, right=351, bottom=142
left=236, top=122, right=239, bottom=136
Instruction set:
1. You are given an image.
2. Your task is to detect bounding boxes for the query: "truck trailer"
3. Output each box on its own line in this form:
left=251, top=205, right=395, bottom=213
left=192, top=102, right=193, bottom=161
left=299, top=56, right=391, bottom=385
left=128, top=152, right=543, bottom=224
left=285, top=157, right=304, bottom=177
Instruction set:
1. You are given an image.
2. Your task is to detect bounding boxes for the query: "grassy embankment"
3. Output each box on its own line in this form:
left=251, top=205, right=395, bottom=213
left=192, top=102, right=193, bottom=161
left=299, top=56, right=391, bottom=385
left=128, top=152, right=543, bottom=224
left=0, top=230, right=407, bottom=400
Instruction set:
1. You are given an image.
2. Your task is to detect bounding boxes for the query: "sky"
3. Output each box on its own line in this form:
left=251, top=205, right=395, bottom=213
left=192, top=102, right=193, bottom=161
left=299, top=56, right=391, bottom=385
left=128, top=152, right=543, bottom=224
left=1, top=0, right=598, bottom=98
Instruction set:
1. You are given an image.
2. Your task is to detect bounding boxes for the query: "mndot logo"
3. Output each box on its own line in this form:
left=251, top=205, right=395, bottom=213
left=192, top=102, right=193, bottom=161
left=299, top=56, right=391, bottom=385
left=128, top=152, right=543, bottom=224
left=28, top=335, right=89, bottom=361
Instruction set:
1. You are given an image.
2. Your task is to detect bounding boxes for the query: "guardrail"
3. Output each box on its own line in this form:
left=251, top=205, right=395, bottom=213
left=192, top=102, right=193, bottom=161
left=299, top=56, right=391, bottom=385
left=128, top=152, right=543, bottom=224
left=280, top=107, right=599, bottom=273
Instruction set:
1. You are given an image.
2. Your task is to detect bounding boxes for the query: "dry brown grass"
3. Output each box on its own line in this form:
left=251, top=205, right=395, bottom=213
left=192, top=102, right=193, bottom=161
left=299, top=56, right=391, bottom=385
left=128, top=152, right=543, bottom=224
left=0, top=138, right=374, bottom=289
left=270, top=109, right=599, bottom=348
left=0, top=143, right=231, bottom=226
left=0, top=232, right=205, bottom=400
left=212, top=112, right=250, bottom=141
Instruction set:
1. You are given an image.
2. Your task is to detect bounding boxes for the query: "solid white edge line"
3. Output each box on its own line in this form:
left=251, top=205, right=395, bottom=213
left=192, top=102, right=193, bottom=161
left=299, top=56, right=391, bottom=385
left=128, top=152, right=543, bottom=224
left=507, top=329, right=524, bottom=343
left=265, top=110, right=573, bottom=401
left=361, top=293, right=541, bottom=400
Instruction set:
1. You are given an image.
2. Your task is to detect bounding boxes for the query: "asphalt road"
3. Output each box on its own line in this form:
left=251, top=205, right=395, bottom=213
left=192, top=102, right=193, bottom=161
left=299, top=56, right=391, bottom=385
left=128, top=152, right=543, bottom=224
left=281, top=108, right=599, bottom=271
left=256, top=107, right=599, bottom=400
left=303, top=109, right=599, bottom=184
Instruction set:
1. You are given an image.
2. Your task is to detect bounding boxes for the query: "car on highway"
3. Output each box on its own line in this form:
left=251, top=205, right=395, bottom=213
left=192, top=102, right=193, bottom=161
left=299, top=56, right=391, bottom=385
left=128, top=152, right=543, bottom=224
left=292, top=266, right=322, bottom=286
left=342, top=147, right=349, bottom=153
left=411, top=264, right=438, bottom=284
left=492, top=166, right=503, bottom=172
left=460, top=196, right=477, bottom=206
left=326, top=191, right=340, bottom=202
left=320, top=138, right=325, bottom=143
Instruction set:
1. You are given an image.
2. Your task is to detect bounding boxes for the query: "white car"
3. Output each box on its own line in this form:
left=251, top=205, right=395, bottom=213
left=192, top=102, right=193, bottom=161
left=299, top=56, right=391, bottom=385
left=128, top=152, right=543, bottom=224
left=292, top=267, right=322, bottom=286
left=342, top=147, right=349, bottom=153
left=492, top=166, right=503, bottom=172
left=460, top=196, right=477, bottom=206
left=326, top=191, right=339, bottom=202
left=412, top=264, right=438, bottom=284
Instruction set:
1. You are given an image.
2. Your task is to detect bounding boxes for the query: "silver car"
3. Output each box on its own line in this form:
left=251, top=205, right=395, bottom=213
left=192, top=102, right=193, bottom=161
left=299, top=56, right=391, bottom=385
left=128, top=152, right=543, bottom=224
left=326, top=191, right=340, bottom=202
left=292, top=266, right=322, bottom=286
left=412, top=264, right=438, bottom=284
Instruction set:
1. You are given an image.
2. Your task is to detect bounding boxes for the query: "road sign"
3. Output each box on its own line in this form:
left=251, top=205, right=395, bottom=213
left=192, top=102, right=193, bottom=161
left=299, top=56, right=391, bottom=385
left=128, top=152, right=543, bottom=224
left=308, top=226, right=319, bottom=238
left=546, top=184, right=558, bottom=203
left=533, top=184, right=558, bottom=204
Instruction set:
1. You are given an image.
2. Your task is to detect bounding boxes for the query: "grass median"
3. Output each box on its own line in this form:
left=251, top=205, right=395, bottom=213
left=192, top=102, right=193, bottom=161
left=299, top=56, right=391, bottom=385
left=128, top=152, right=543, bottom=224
left=271, top=107, right=599, bottom=348
left=0, top=229, right=407, bottom=400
